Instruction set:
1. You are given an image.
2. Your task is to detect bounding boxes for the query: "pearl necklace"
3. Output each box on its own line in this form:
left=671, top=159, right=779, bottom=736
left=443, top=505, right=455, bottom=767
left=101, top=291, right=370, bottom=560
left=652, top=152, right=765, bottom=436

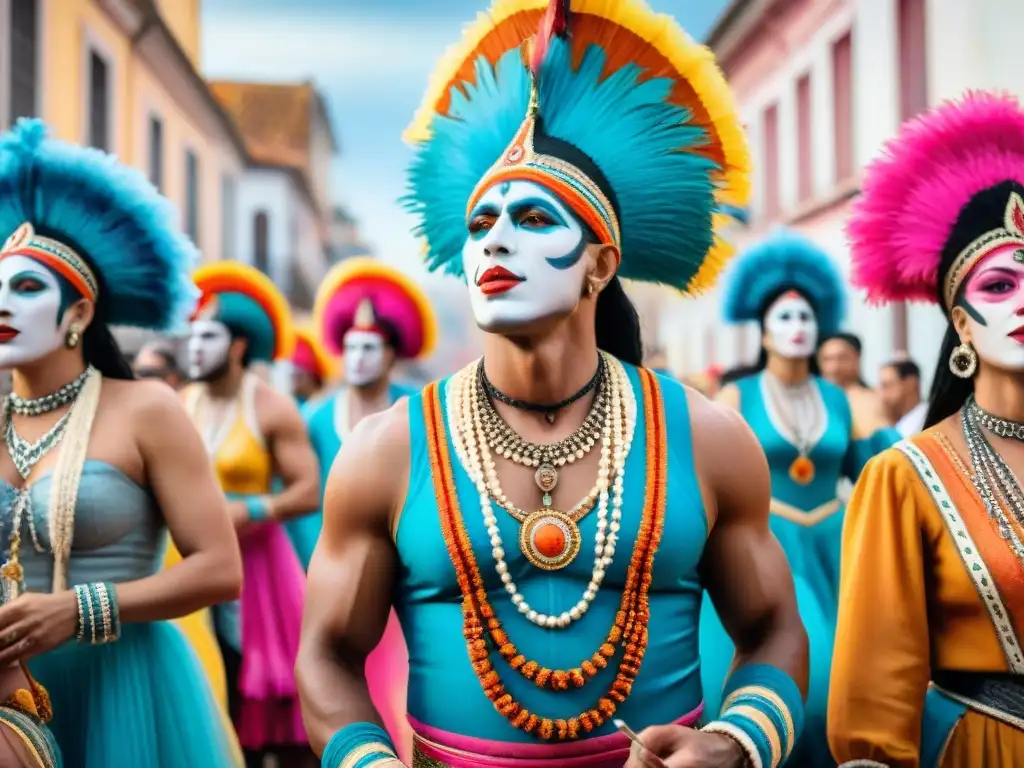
left=447, top=356, right=637, bottom=629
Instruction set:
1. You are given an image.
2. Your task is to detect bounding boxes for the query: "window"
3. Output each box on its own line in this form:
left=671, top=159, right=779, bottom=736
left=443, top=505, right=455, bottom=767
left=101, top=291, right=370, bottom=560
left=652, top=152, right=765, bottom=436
left=147, top=115, right=163, bottom=191
left=88, top=51, right=110, bottom=151
left=253, top=211, right=269, bottom=274
left=184, top=149, right=199, bottom=243
left=9, top=0, right=39, bottom=123
left=897, top=0, right=928, bottom=121
left=796, top=73, right=812, bottom=203
left=762, top=103, right=780, bottom=220
left=832, top=31, right=854, bottom=183
left=221, top=175, right=237, bottom=260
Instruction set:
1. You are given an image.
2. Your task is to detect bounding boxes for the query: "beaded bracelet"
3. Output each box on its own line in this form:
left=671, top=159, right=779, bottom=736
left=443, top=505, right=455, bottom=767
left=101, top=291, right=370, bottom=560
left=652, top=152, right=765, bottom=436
left=321, top=722, right=398, bottom=768
left=73, top=582, right=121, bottom=645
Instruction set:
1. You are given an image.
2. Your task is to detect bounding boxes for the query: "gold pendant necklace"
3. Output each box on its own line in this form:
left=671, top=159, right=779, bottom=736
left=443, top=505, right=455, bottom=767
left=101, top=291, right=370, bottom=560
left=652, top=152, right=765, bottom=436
left=519, top=461, right=581, bottom=570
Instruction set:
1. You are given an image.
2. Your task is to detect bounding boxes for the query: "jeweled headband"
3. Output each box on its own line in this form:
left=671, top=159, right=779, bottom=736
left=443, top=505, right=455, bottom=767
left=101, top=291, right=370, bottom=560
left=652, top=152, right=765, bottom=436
left=467, top=91, right=622, bottom=248
left=0, top=222, right=99, bottom=301
left=943, top=190, right=1024, bottom=308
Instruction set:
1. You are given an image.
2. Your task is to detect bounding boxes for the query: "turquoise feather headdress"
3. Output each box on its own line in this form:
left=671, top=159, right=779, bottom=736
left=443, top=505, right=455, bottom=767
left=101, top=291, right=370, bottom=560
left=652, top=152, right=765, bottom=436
left=722, top=228, right=847, bottom=338
left=403, top=0, right=750, bottom=294
left=0, top=119, right=198, bottom=333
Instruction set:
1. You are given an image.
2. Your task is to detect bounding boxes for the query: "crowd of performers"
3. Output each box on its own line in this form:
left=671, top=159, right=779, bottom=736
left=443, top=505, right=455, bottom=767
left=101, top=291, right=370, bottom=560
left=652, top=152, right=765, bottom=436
left=0, top=0, right=1020, bottom=766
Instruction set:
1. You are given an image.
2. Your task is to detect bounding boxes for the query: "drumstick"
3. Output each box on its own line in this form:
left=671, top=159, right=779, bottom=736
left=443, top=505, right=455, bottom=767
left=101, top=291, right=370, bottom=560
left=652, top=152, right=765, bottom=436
left=614, top=719, right=667, bottom=767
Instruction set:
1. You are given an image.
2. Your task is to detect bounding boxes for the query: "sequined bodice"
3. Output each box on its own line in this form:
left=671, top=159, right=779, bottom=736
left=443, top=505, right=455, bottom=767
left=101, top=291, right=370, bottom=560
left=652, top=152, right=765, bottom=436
left=0, top=461, right=162, bottom=590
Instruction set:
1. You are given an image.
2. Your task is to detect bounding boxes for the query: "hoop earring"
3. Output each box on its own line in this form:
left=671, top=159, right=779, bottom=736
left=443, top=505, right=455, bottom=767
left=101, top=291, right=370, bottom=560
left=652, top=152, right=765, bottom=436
left=65, top=324, right=82, bottom=350
left=949, top=342, right=977, bottom=378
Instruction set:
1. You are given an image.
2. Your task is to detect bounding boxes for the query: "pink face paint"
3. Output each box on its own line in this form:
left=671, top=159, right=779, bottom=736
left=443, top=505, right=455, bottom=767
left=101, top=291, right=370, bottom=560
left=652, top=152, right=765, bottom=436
left=961, top=244, right=1024, bottom=372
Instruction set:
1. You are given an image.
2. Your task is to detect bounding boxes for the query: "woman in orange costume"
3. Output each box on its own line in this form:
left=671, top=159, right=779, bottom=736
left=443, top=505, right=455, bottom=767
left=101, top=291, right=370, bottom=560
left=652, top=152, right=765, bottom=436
left=828, top=92, right=1024, bottom=766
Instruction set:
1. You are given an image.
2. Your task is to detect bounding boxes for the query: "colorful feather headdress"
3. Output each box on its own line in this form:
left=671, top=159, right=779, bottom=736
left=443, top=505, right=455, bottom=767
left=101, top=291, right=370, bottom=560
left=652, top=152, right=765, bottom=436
left=292, top=327, right=337, bottom=383
left=192, top=261, right=295, bottom=363
left=403, top=0, right=750, bottom=294
left=0, top=119, right=198, bottom=332
left=313, top=256, right=438, bottom=360
left=848, top=91, right=1024, bottom=310
left=722, top=228, right=846, bottom=338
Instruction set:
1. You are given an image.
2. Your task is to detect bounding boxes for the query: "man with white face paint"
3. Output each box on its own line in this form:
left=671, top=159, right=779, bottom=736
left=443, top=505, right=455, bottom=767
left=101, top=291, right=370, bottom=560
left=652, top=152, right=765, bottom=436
left=173, top=261, right=321, bottom=768
left=712, top=228, right=899, bottom=765
left=297, top=5, right=809, bottom=768
left=297, top=257, right=437, bottom=764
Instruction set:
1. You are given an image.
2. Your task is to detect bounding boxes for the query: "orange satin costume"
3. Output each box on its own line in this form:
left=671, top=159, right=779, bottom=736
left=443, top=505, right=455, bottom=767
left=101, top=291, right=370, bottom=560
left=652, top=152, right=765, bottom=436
left=829, top=430, right=1024, bottom=766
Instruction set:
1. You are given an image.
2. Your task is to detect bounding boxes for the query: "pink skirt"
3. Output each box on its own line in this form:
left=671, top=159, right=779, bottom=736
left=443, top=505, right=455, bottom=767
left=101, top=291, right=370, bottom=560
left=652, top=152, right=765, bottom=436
left=366, top=610, right=412, bottom=763
left=237, top=522, right=307, bottom=749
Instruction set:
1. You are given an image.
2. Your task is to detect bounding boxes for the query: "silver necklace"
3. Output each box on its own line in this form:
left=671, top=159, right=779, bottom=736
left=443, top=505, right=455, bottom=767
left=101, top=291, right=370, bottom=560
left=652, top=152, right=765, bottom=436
left=763, top=371, right=822, bottom=455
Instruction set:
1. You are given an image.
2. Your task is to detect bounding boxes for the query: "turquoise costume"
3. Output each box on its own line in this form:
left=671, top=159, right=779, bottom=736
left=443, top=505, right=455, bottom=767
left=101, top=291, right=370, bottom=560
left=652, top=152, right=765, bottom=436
left=0, top=119, right=240, bottom=767
left=700, top=229, right=899, bottom=766
left=398, top=367, right=708, bottom=740
left=294, top=382, right=415, bottom=568
left=3, top=464, right=238, bottom=765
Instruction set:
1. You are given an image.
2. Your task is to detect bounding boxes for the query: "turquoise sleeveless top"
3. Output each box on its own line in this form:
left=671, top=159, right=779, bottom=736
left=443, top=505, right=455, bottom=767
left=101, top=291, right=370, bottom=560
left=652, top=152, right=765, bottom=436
left=0, top=461, right=162, bottom=590
left=395, top=365, right=708, bottom=741
left=290, top=383, right=417, bottom=568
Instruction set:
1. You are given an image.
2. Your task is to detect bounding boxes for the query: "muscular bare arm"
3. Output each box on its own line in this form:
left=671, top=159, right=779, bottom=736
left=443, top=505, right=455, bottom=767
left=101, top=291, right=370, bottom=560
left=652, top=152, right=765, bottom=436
left=695, top=394, right=808, bottom=687
left=257, top=382, right=320, bottom=521
left=296, top=399, right=410, bottom=754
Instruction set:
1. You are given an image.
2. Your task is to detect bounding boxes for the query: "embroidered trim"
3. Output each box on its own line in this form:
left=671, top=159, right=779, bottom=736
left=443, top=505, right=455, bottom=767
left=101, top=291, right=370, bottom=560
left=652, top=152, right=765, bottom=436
left=931, top=682, right=1024, bottom=732
left=768, top=498, right=841, bottom=526
left=944, top=191, right=1024, bottom=308
left=896, top=440, right=1024, bottom=672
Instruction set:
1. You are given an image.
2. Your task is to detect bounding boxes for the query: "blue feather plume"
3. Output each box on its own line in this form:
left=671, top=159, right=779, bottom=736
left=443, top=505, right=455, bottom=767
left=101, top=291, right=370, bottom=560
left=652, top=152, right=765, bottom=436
left=403, top=37, right=721, bottom=290
left=721, top=227, right=846, bottom=337
left=0, top=119, right=198, bottom=333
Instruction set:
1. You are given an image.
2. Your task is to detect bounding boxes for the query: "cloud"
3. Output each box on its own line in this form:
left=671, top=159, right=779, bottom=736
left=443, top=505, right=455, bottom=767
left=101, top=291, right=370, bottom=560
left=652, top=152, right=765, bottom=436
left=201, top=14, right=453, bottom=89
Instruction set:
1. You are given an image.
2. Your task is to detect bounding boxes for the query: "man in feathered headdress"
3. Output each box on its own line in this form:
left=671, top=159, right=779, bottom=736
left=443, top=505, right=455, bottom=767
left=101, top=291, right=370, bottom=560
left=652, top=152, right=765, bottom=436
left=296, top=3, right=808, bottom=768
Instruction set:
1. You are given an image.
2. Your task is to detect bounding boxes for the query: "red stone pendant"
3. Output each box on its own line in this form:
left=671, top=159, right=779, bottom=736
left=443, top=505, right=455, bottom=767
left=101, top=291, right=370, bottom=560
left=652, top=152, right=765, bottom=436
left=789, top=455, right=815, bottom=486
left=518, top=508, right=581, bottom=571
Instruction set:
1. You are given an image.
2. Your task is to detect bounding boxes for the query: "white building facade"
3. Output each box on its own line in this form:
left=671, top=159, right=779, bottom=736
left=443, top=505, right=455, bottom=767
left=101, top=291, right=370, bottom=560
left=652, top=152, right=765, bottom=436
left=666, top=0, right=1024, bottom=389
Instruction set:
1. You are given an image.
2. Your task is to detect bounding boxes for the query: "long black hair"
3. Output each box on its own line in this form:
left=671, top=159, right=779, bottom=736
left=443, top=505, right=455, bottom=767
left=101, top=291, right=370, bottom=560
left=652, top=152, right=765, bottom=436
left=595, top=275, right=643, bottom=367
left=55, top=261, right=134, bottom=381
left=753, top=286, right=821, bottom=375
left=923, top=180, right=1024, bottom=428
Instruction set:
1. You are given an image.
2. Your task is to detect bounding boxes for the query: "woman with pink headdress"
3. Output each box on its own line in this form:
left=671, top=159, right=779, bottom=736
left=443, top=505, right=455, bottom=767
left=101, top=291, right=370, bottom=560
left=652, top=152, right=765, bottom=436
left=829, top=91, right=1024, bottom=766
left=301, top=257, right=437, bottom=763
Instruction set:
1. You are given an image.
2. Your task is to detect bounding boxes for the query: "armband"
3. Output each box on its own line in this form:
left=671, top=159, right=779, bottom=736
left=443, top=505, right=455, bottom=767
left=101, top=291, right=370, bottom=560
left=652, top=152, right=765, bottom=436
left=321, top=722, right=398, bottom=768
left=244, top=496, right=272, bottom=522
left=701, top=663, right=804, bottom=768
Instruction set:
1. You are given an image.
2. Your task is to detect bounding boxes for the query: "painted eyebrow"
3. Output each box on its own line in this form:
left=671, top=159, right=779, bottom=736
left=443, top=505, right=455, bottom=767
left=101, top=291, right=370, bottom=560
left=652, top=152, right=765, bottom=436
left=508, top=197, right=569, bottom=226
left=973, top=266, right=1018, bottom=280
left=468, top=202, right=501, bottom=220
left=9, top=269, right=50, bottom=284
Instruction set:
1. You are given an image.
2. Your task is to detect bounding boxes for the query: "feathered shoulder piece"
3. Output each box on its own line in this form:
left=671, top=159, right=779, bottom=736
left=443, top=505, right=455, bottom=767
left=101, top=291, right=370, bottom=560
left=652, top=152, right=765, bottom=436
left=403, top=0, right=749, bottom=294
left=0, top=119, right=198, bottom=332
left=722, top=228, right=846, bottom=338
left=193, top=261, right=295, bottom=362
left=313, top=256, right=437, bottom=360
left=848, top=91, right=1024, bottom=308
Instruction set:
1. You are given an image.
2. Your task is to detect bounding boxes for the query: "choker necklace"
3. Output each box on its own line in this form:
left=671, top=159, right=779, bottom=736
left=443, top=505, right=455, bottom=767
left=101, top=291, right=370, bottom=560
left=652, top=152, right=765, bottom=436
left=968, top=398, right=1024, bottom=441
left=8, top=367, right=92, bottom=416
left=481, top=355, right=605, bottom=424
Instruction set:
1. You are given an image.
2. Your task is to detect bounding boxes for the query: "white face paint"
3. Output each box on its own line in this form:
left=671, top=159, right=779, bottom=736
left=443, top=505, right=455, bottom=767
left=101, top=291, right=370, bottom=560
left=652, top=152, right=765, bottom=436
left=765, top=292, right=818, bottom=360
left=0, top=255, right=68, bottom=369
left=960, top=246, right=1024, bottom=371
left=187, top=319, right=232, bottom=380
left=461, top=180, right=590, bottom=332
left=343, top=328, right=386, bottom=387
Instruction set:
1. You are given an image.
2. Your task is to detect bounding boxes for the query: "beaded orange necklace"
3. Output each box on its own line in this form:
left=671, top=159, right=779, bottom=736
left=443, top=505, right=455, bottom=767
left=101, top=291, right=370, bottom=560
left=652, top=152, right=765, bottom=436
left=424, top=367, right=667, bottom=740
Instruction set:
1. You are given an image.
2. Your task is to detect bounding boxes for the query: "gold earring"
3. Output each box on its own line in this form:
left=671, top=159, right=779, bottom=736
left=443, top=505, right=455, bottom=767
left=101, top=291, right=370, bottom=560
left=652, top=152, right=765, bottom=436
left=587, top=282, right=596, bottom=296
left=949, top=342, right=977, bottom=378
left=65, top=324, right=82, bottom=350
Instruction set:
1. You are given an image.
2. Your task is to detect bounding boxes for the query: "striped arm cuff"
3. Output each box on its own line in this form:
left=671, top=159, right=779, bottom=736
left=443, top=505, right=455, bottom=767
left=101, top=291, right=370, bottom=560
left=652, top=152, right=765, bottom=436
left=715, top=664, right=804, bottom=767
left=322, top=723, right=398, bottom=768
left=838, top=762, right=889, bottom=767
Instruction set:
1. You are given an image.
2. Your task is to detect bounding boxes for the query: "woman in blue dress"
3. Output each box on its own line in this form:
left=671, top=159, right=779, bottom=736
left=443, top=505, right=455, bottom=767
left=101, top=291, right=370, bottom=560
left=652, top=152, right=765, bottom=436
left=0, top=119, right=244, bottom=766
left=699, top=229, right=898, bottom=765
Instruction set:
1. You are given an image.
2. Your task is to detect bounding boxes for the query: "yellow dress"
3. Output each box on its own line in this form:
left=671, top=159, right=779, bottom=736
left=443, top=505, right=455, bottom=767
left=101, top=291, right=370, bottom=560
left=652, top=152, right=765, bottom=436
left=828, top=429, right=1024, bottom=767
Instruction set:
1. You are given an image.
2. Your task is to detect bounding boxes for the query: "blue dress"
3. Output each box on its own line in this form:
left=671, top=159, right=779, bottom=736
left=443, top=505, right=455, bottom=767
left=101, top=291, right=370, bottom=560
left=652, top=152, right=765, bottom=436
left=395, top=367, right=711, bottom=752
left=699, top=373, right=897, bottom=766
left=2, top=462, right=241, bottom=767
left=288, top=383, right=415, bottom=569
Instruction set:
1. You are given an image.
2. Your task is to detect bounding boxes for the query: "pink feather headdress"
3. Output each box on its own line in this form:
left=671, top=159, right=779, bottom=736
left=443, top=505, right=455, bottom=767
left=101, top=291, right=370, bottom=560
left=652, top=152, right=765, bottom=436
left=847, top=91, right=1024, bottom=307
